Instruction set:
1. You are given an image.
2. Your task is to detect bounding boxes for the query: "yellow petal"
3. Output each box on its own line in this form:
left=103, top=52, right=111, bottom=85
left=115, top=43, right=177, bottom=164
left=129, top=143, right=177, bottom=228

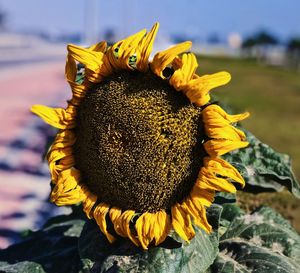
left=204, top=139, right=249, bottom=157
left=196, top=157, right=245, bottom=193
left=47, top=140, right=73, bottom=161
left=151, top=41, right=192, bottom=78
left=203, top=157, right=245, bottom=186
left=68, top=94, right=85, bottom=107
left=49, top=155, right=74, bottom=183
left=181, top=199, right=212, bottom=233
left=67, top=44, right=104, bottom=72
left=107, top=29, right=147, bottom=71
left=198, top=169, right=237, bottom=193
left=81, top=186, right=97, bottom=219
left=51, top=168, right=84, bottom=206
left=123, top=210, right=140, bottom=247
left=109, top=207, right=124, bottom=236
left=135, top=212, right=154, bottom=249
left=137, top=22, right=159, bottom=72
left=202, top=103, right=249, bottom=124
left=31, top=105, right=75, bottom=129
left=51, top=130, right=76, bottom=149
left=89, top=41, right=107, bottom=52
left=171, top=204, right=195, bottom=242
left=51, top=186, right=84, bottom=206
left=205, top=125, right=247, bottom=141
left=134, top=211, right=169, bottom=249
left=65, top=103, right=77, bottom=115
left=153, top=210, right=171, bottom=246
left=94, top=203, right=116, bottom=243
left=65, top=54, right=88, bottom=100
left=172, top=56, right=183, bottom=70
left=67, top=44, right=109, bottom=83
left=119, top=29, right=146, bottom=60
left=47, top=146, right=73, bottom=182
left=65, top=54, right=78, bottom=83
left=197, top=71, right=231, bottom=93
left=202, top=104, right=249, bottom=155
left=100, top=55, right=114, bottom=77
left=56, top=168, right=80, bottom=190
left=169, top=53, right=198, bottom=90
left=190, top=187, right=215, bottom=207
left=114, top=210, right=139, bottom=246
left=184, top=72, right=231, bottom=106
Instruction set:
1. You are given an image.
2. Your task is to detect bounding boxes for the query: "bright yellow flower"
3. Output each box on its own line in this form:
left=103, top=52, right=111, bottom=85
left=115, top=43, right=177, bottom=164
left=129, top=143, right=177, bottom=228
left=31, top=23, right=249, bottom=249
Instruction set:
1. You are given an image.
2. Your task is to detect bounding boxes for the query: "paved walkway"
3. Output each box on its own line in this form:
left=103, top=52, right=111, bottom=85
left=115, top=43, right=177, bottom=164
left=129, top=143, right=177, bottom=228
left=0, top=60, right=71, bottom=248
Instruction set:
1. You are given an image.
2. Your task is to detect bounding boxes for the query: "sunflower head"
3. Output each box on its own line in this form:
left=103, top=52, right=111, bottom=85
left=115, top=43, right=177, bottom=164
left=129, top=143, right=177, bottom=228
left=31, top=23, right=250, bottom=249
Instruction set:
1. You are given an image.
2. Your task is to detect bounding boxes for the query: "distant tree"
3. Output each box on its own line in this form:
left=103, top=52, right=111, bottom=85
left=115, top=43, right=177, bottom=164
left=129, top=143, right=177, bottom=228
left=207, top=33, right=221, bottom=44
left=287, top=38, right=300, bottom=52
left=0, top=7, right=7, bottom=31
left=104, top=29, right=116, bottom=45
left=242, top=38, right=256, bottom=48
left=241, top=31, right=279, bottom=64
left=286, top=38, right=300, bottom=70
left=255, top=31, right=278, bottom=45
left=242, top=30, right=278, bottom=48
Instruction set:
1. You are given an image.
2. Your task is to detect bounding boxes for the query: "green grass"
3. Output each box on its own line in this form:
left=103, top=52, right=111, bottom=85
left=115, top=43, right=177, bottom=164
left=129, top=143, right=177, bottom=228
left=196, top=56, right=300, bottom=179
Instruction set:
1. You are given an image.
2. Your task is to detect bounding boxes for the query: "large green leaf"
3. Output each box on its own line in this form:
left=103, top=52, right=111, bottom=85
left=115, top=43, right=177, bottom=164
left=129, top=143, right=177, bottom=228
left=211, top=206, right=300, bottom=273
left=223, top=130, right=300, bottom=198
left=0, top=214, right=85, bottom=273
left=78, top=207, right=221, bottom=273
left=214, top=192, right=237, bottom=205
left=0, top=261, right=45, bottom=273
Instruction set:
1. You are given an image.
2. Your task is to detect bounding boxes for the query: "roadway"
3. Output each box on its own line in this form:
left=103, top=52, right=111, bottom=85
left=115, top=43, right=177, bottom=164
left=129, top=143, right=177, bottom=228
left=0, top=59, right=71, bottom=248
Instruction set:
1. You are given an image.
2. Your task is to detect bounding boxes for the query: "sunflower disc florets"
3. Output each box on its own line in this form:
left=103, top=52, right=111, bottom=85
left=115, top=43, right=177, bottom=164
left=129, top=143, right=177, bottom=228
left=74, top=70, right=206, bottom=213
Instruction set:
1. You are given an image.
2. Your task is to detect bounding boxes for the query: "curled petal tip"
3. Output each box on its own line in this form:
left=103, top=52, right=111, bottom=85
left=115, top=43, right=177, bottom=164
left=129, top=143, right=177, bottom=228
left=66, top=44, right=77, bottom=53
left=218, top=71, right=231, bottom=85
left=153, top=22, right=160, bottom=28
left=186, top=41, right=193, bottom=47
left=30, top=104, right=39, bottom=114
left=244, top=112, right=251, bottom=119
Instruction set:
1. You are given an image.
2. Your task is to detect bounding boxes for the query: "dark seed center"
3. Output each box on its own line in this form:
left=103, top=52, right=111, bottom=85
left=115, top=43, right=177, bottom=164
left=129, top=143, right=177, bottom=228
left=73, top=71, right=206, bottom=213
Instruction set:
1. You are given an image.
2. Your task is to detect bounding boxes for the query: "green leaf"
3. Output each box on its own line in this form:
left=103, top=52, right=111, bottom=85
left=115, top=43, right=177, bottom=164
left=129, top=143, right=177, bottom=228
left=217, top=203, right=244, bottom=237
left=223, top=130, right=300, bottom=198
left=78, top=218, right=219, bottom=273
left=220, top=204, right=244, bottom=224
left=0, top=261, right=45, bottom=273
left=206, top=204, right=223, bottom=234
left=214, top=192, right=237, bottom=204
left=211, top=206, right=300, bottom=273
left=0, top=214, right=85, bottom=273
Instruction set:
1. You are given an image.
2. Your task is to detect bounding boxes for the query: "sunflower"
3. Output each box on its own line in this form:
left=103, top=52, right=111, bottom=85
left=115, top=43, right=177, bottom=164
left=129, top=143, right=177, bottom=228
left=31, top=23, right=249, bottom=250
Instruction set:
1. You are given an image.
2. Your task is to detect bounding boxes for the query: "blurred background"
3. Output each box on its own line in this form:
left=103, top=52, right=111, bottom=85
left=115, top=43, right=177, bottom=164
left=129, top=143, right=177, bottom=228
left=0, top=0, right=299, bottom=248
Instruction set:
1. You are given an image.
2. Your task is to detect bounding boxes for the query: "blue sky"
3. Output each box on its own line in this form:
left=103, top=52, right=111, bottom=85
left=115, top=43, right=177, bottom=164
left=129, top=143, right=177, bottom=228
left=1, top=0, right=300, bottom=40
